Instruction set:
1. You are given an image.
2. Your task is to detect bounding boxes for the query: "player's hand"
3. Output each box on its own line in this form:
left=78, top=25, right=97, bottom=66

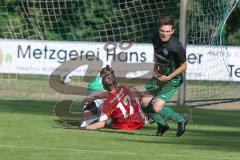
left=152, top=71, right=170, bottom=82
left=159, top=75, right=171, bottom=81
left=80, top=126, right=86, bottom=130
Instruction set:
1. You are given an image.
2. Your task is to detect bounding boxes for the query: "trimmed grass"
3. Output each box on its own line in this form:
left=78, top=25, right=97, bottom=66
left=1, top=76, right=240, bottom=103
left=0, top=99, right=240, bottom=160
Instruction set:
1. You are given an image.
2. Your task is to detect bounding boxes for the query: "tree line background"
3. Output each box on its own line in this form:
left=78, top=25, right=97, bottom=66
left=0, top=0, right=239, bottom=45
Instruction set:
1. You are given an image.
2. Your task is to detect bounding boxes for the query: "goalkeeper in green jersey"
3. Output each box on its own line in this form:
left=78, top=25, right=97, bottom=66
left=141, top=16, right=188, bottom=137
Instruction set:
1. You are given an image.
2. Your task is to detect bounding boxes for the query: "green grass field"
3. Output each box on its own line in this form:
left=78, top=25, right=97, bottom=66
left=1, top=99, right=240, bottom=160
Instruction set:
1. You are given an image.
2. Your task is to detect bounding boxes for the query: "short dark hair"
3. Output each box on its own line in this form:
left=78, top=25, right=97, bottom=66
left=157, top=16, right=175, bottom=30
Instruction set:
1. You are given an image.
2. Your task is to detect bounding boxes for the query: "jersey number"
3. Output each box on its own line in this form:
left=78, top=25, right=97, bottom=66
left=116, top=95, right=134, bottom=118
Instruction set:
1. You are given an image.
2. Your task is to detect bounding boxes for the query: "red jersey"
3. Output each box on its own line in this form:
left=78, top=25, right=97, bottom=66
left=99, top=85, right=145, bottom=130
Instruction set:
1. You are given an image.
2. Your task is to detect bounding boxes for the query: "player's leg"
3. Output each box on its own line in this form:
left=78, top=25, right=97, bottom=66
left=128, top=86, right=142, bottom=101
left=146, top=97, right=188, bottom=136
left=153, top=83, right=188, bottom=137
left=144, top=97, right=185, bottom=131
left=160, top=107, right=185, bottom=123
left=143, top=79, right=188, bottom=136
left=80, top=99, right=104, bottom=127
left=141, top=93, right=169, bottom=135
left=151, top=98, right=170, bottom=136
left=142, top=79, right=170, bottom=135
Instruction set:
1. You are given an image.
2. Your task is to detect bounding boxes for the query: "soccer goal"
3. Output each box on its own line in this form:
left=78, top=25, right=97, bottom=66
left=0, top=0, right=239, bottom=106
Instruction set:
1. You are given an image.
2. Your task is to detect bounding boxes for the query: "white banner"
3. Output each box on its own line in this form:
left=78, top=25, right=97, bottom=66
left=0, top=39, right=153, bottom=78
left=0, top=39, right=240, bottom=81
left=186, top=45, right=240, bottom=81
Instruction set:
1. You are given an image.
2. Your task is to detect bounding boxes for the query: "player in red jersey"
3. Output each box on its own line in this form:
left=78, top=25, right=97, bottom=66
left=83, top=66, right=145, bottom=130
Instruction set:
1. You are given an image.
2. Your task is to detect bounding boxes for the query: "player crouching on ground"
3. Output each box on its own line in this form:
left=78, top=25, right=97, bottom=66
left=81, top=65, right=146, bottom=130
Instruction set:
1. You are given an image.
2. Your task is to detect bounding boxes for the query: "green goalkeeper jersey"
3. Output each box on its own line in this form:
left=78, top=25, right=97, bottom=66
left=87, top=76, right=104, bottom=93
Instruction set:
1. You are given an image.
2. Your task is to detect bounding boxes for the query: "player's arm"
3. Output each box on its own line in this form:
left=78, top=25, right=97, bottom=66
left=83, top=103, right=110, bottom=130
left=167, top=62, right=187, bottom=80
left=83, top=91, right=109, bottom=104
left=91, top=92, right=109, bottom=101
left=166, top=42, right=187, bottom=80
left=84, top=121, right=106, bottom=130
left=154, top=62, right=187, bottom=82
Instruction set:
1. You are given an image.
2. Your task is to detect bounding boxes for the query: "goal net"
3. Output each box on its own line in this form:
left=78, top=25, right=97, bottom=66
left=186, top=0, right=240, bottom=106
left=0, top=0, right=239, bottom=106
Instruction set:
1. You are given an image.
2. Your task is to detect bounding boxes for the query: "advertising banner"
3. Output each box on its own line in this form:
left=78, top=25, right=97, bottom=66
left=0, top=39, right=239, bottom=81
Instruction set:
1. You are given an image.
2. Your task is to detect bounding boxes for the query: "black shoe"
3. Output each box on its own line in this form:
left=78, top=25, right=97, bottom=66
left=156, top=124, right=169, bottom=136
left=176, top=120, right=188, bottom=137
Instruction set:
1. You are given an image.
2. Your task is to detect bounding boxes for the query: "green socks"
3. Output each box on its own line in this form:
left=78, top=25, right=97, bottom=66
left=143, top=104, right=168, bottom=127
left=143, top=104, right=185, bottom=126
left=149, top=113, right=169, bottom=127
left=159, top=107, right=185, bottom=123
